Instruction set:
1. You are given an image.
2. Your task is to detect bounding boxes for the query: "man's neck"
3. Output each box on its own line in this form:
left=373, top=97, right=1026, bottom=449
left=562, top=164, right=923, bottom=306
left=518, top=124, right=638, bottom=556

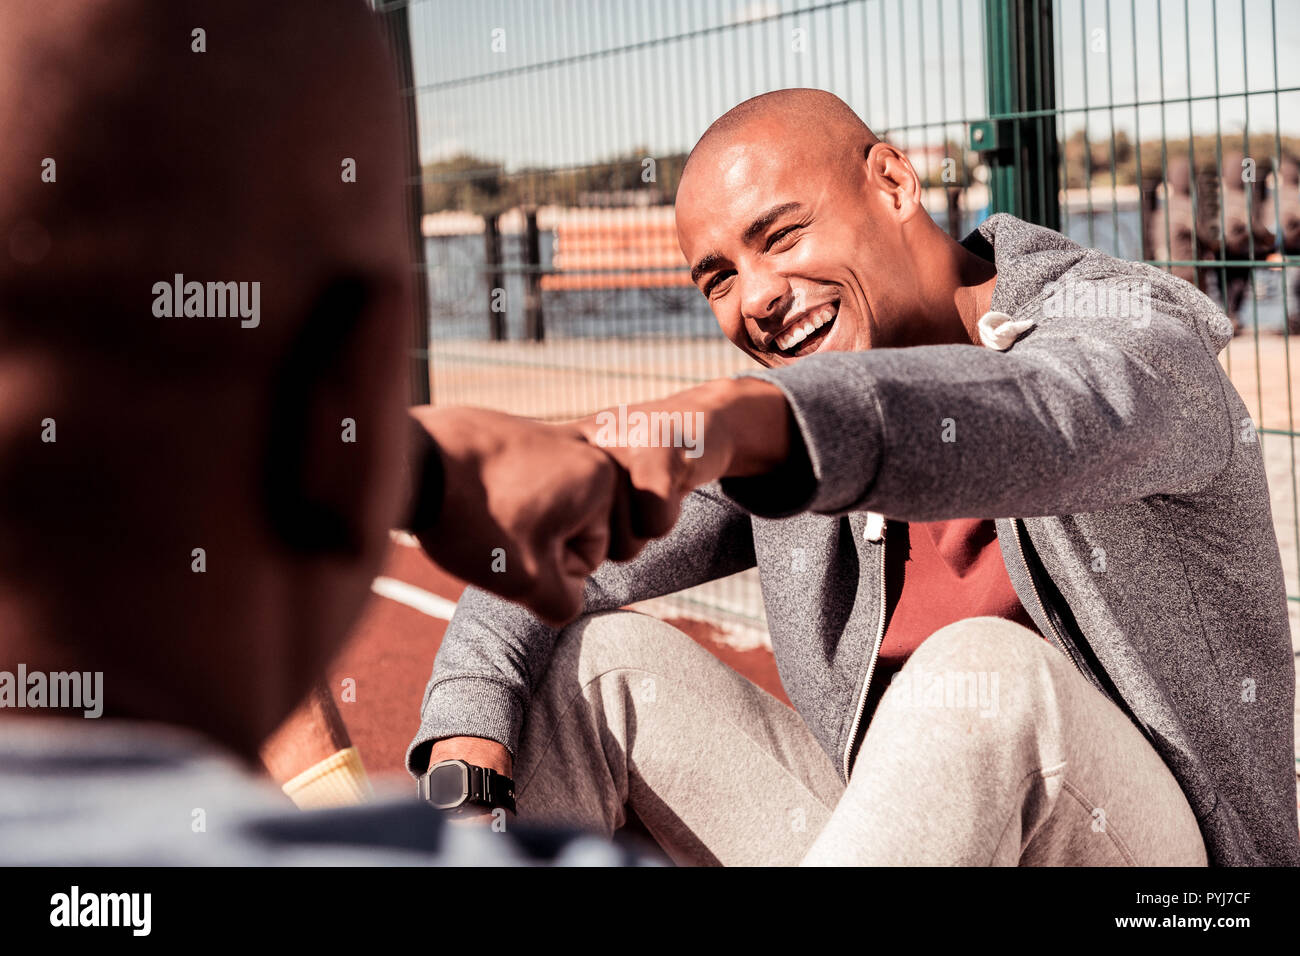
left=908, top=231, right=998, bottom=348
left=949, top=239, right=998, bottom=345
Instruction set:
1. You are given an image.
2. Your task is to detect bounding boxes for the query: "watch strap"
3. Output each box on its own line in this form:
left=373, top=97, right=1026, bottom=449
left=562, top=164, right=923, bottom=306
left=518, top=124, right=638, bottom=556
left=419, top=760, right=516, bottom=814
left=471, top=765, right=517, bottom=814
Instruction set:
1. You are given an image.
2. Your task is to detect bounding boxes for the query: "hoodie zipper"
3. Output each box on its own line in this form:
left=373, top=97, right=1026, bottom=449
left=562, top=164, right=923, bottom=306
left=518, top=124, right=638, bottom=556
left=842, top=519, right=888, bottom=780
left=1009, top=518, right=1087, bottom=679
left=841, top=517, right=1095, bottom=781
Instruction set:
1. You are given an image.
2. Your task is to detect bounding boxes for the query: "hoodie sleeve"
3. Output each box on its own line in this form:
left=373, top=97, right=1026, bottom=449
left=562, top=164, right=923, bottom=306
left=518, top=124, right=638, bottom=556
left=405, top=482, right=756, bottom=775
left=719, top=286, right=1237, bottom=521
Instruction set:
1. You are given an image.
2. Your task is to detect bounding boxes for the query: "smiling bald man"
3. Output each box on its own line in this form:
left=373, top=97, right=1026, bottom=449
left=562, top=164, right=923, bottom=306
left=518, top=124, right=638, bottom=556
left=412, top=89, right=1300, bottom=867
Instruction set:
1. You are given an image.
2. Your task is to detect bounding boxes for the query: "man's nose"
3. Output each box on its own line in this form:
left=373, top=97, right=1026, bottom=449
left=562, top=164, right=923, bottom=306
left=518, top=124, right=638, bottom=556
left=739, top=268, right=789, bottom=326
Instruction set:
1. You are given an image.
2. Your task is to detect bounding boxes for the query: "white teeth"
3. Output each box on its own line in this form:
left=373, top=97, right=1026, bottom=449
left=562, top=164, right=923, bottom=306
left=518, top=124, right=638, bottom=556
left=775, top=304, right=838, bottom=352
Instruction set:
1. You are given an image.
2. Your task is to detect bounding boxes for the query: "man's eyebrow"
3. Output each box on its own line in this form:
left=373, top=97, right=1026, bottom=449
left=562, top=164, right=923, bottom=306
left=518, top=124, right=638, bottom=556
left=741, top=201, right=804, bottom=244
left=689, top=202, right=806, bottom=285
left=690, top=252, right=724, bottom=285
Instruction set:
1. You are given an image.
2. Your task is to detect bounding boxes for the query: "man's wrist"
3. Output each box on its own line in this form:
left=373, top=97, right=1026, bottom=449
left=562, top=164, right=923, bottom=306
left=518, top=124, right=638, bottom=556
left=710, top=374, right=818, bottom=516
left=421, top=744, right=518, bottom=816
left=693, top=377, right=793, bottom=478
left=426, top=735, right=513, bottom=778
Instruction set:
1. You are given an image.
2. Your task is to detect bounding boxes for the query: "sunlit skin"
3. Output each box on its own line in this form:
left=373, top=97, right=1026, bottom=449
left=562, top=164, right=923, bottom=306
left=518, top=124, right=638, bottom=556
left=675, top=91, right=1000, bottom=368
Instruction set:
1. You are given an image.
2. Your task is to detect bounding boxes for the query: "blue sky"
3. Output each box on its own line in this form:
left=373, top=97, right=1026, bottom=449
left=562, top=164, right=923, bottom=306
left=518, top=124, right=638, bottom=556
left=405, top=0, right=1300, bottom=169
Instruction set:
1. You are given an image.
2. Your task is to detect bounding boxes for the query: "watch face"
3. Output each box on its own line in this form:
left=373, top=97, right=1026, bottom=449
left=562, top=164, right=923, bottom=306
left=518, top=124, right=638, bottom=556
left=427, top=762, right=469, bottom=809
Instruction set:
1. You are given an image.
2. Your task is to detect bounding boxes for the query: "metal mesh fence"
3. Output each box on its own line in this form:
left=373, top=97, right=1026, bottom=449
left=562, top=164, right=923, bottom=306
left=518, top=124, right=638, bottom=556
left=393, top=0, right=1300, bottom=639
left=1038, top=0, right=1300, bottom=640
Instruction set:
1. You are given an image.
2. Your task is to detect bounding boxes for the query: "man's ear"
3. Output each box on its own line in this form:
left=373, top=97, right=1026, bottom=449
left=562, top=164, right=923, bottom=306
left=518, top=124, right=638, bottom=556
left=866, top=142, right=923, bottom=219
left=261, top=276, right=382, bottom=557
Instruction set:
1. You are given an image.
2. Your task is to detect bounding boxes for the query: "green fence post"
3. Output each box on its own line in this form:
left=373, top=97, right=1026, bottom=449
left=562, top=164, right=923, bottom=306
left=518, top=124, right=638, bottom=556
left=376, top=0, right=431, bottom=405
left=974, top=0, right=1061, bottom=230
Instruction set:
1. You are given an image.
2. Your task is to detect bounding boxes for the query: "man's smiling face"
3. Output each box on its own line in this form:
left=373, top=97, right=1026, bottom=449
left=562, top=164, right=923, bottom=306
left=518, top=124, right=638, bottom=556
left=674, top=95, right=923, bottom=368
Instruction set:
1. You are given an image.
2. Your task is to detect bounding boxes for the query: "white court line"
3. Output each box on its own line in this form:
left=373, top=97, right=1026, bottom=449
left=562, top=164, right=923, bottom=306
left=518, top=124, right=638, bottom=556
left=371, top=576, right=458, bottom=621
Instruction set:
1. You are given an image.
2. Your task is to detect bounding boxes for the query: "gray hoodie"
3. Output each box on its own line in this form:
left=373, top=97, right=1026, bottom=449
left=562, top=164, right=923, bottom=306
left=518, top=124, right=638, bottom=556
left=408, top=213, right=1300, bottom=866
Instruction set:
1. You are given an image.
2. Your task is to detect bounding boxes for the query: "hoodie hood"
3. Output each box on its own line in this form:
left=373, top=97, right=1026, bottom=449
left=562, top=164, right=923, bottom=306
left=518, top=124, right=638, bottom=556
left=962, top=212, right=1236, bottom=356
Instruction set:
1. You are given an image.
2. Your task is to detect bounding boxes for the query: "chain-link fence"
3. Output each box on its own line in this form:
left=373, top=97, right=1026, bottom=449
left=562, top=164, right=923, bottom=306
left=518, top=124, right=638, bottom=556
left=1032, top=0, right=1300, bottom=640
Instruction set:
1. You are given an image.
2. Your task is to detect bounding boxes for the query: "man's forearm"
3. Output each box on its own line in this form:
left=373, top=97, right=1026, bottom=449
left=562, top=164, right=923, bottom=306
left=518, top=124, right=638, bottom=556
left=678, top=377, right=794, bottom=478
left=260, top=682, right=373, bottom=809
left=718, top=310, right=1233, bottom=519
left=261, top=681, right=352, bottom=783
left=579, top=377, right=816, bottom=522
left=584, top=305, right=1230, bottom=525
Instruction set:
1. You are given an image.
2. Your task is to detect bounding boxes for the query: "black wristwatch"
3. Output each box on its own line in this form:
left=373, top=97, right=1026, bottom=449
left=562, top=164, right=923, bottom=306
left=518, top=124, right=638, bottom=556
left=418, top=758, right=517, bottom=814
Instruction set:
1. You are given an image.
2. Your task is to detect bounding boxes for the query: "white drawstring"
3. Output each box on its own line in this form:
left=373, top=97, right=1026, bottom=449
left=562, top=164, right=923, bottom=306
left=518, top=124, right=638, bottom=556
left=977, top=310, right=1035, bottom=351
left=863, top=511, right=886, bottom=542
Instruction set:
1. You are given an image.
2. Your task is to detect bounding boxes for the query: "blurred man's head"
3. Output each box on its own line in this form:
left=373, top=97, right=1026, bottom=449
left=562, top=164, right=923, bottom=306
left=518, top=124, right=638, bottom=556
left=676, top=89, right=982, bottom=367
left=0, top=0, right=412, bottom=758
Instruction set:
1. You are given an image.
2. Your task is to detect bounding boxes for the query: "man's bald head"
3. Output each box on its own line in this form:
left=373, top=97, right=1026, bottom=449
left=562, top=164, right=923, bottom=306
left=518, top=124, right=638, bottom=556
left=0, top=0, right=415, bottom=757
left=682, top=88, right=879, bottom=187
left=0, top=0, right=409, bottom=370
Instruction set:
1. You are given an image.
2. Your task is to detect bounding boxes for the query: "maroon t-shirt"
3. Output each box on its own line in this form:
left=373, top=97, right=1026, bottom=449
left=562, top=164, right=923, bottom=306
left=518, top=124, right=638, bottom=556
left=859, top=517, right=1043, bottom=730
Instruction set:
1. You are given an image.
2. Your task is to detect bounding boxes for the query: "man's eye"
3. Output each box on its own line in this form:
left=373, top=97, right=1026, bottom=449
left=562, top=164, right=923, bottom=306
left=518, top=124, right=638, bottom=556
left=767, top=226, right=800, bottom=250
left=706, top=272, right=735, bottom=297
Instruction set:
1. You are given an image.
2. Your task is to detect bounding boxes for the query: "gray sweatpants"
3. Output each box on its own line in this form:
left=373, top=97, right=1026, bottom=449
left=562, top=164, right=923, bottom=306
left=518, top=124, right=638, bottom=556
left=510, top=610, right=1207, bottom=866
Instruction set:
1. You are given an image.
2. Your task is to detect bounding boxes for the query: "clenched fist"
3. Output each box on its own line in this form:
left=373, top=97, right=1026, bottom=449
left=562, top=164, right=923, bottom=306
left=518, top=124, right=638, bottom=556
left=407, top=406, right=653, bottom=626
